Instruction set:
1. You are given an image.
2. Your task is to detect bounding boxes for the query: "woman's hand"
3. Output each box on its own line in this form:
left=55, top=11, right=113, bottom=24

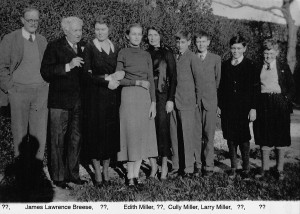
left=136, top=80, right=150, bottom=90
left=149, top=102, right=156, bottom=119
left=217, top=107, right=221, bottom=117
left=165, top=101, right=174, bottom=113
left=248, top=109, right=256, bottom=122
left=108, top=80, right=120, bottom=90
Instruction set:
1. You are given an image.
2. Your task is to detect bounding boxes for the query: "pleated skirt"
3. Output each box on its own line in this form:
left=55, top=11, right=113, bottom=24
left=118, top=86, right=158, bottom=161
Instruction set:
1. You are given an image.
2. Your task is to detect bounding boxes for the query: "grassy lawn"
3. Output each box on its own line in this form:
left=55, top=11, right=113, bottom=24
left=1, top=112, right=300, bottom=201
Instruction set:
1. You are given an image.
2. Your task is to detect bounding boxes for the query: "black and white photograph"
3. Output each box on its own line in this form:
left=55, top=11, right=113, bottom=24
left=0, top=0, right=299, bottom=213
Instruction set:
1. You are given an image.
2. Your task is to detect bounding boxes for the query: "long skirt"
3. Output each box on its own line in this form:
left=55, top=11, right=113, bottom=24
left=253, top=93, right=291, bottom=147
left=118, top=86, right=158, bottom=161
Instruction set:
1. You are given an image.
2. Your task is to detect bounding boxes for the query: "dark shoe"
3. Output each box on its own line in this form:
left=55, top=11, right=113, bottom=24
left=69, top=179, right=88, bottom=185
left=103, top=180, right=111, bottom=186
left=94, top=181, right=103, bottom=189
left=203, top=170, right=214, bottom=177
left=255, top=169, right=269, bottom=180
left=133, top=177, right=143, bottom=186
left=127, top=178, right=135, bottom=187
left=228, top=169, right=236, bottom=179
left=194, top=168, right=202, bottom=177
left=53, top=181, right=73, bottom=190
left=275, top=170, right=284, bottom=181
left=182, top=173, right=194, bottom=178
left=241, top=170, right=250, bottom=180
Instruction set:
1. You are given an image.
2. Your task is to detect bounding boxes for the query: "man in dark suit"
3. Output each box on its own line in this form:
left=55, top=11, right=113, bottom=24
left=41, top=16, right=86, bottom=189
left=193, top=31, right=221, bottom=176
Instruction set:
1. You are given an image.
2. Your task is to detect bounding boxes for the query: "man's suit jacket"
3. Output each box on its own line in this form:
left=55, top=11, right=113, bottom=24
left=41, top=37, right=85, bottom=109
left=197, top=52, right=221, bottom=111
left=175, top=49, right=200, bottom=111
left=0, top=29, right=47, bottom=106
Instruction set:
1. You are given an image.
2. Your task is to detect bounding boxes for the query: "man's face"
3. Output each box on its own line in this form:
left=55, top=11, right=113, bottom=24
left=176, top=38, right=190, bottom=54
left=65, top=22, right=82, bottom=44
left=231, top=43, right=246, bottom=59
left=195, top=36, right=210, bottom=53
left=264, top=49, right=278, bottom=64
left=21, top=10, right=39, bottom=34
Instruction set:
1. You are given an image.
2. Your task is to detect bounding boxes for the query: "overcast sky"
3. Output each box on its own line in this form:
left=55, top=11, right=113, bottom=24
left=212, top=0, right=300, bottom=25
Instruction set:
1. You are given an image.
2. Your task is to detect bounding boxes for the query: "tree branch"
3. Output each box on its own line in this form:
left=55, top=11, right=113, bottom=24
left=213, top=0, right=285, bottom=18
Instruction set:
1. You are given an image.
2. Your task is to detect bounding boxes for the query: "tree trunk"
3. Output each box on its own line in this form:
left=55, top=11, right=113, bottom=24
left=287, top=22, right=298, bottom=74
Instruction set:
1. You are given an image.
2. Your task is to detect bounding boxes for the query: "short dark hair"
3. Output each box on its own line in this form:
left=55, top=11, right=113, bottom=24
left=125, top=23, right=142, bottom=35
left=229, top=35, right=247, bottom=47
left=23, top=6, right=39, bottom=17
left=194, top=30, right=211, bottom=42
left=175, top=30, right=191, bottom=41
left=93, top=15, right=111, bottom=28
left=263, top=38, right=279, bottom=51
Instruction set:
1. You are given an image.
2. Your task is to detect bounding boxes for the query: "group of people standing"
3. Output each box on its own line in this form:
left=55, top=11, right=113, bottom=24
left=0, top=7, right=295, bottom=190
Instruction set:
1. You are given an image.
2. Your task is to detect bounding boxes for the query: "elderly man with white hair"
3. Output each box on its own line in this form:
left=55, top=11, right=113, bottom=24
left=41, top=16, right=86, bottom=189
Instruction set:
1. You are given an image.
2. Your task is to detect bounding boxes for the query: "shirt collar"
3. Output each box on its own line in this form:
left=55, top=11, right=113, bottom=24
left=265, top=60, right=276, bottom=70
left=22, top=27, right=35, bottom=41
left=93, top=38, right=114, bottom=53
left=232, top=55, right=244, bottom=64
left=198, top=50, right=208, bottom=58
left=66, top=38, right=77, bottom=48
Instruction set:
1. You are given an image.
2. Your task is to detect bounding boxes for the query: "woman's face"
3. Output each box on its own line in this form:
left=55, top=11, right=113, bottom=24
left=264, top=49, right=278, bottom=64
left=231, top=43, right=246, bottom=59
left=148, top=29, right=160, bottom=47
left=95, top=23, right=109, bottom=42
left=127, top=26, right=143, bottom=47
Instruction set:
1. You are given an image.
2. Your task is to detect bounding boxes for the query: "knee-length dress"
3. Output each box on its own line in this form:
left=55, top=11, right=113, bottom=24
left=147, top=45, right=177, bottom=157
left=117, top=47, right=158, bottom=161
left=218, top=58, right=258, bottom=143
left=82, top=40, right=120, bottom=160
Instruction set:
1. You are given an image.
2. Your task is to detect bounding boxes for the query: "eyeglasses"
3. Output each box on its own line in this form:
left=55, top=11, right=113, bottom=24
left=24, top=19, right=40, bottom=24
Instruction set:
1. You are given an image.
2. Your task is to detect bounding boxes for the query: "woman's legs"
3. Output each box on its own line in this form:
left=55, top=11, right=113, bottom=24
left=149, top=157, right=157, bottom=178
left=92, top=159, right=102, bottom=182
left=103, top=159, right=110, bottom=181
left=161, top=156, right=168, bottom=179
left=227, top=141, right=237, bottom=178
left=133, top=159, right=142, bottom=178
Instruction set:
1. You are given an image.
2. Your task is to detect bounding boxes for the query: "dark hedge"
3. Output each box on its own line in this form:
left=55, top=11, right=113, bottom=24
left=0, top=0, right=289, bottom=64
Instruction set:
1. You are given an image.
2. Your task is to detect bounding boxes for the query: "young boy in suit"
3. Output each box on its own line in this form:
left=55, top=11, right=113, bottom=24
left=193, top=31, right=221, bottom=176
left=170, top=30, right=200, bottom=177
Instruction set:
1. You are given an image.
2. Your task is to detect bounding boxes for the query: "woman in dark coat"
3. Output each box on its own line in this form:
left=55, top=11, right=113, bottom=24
left=146, top=26, right=177, bottom=180
left=218, top=35, right=258, bottom=179
left=82, top=15, right=122, bottom=187
left=253, top=39, right=295, bottom=180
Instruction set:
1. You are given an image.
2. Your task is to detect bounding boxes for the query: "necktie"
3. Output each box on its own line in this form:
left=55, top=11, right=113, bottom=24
left=29, top=34, right=33, bottom=42
left=233, top=59, right=239, bottom=66
left=199, top=54, right=205, bottom=60
left=266, top=63, right=270, bottom=70
left=177, top=53, right=182, bottom=61
left=73, top=44, right=78, bottom=54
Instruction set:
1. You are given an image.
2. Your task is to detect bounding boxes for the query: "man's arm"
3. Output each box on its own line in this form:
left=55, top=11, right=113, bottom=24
left=215, top=55, right=221, bottom=89
left=0, top=34, right=13, bottom=92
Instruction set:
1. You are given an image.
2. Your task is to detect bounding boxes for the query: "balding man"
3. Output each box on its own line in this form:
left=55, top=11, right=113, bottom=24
left=0, top=7, right=48, bottom=162
left=41, top=16, right=86, bottom=189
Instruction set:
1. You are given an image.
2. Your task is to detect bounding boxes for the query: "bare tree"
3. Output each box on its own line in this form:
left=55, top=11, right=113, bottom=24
left=213, top=0, right=299, bottom=74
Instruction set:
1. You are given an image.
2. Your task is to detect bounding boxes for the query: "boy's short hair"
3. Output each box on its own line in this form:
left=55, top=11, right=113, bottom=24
left=175, top=30, right=191, bottom=41
left=263, top=38, right=279, bottom=51
left=194, top=30, right=211, bottom=42
left=229, top=35, right=247, bottom=47
left=125, top=23, right=142, bottom=35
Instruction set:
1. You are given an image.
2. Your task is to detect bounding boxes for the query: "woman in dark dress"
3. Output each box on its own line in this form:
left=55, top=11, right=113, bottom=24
left=253, top=39, right=295, bottom=180
left=82, top=15, right=122, bottom=187
left=146, top=26, right=177, bottom=180
left=218, top=35, right=258, bottom=179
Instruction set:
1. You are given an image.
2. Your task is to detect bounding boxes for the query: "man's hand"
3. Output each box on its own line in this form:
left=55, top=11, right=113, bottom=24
left=149, top=102, right=156, bottom=119
left=217, top=107, right=221, bottom=117
left=108, top=80, right=120, bottom=90
left=165, top=101, right=174, bottom=113
left=69, top=57, right=84, bottom=70
left=136, top=80, right=150, bottom=90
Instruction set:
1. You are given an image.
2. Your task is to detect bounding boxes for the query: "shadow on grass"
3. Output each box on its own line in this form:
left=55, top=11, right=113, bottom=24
left=0, top=135, right=54, bottom=202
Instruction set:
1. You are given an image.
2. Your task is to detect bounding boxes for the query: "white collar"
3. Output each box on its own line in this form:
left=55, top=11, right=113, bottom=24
left=22, top=27, right=35, bottom=41
left=93, top=38, right=114, bottom=53
left=264, top=60, right=276, bottom=69
left=66, top=38, right=77, bottom=48
left=198, top=50, right=208, bottom=58
left=232, top=55, right=244, bottom=64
